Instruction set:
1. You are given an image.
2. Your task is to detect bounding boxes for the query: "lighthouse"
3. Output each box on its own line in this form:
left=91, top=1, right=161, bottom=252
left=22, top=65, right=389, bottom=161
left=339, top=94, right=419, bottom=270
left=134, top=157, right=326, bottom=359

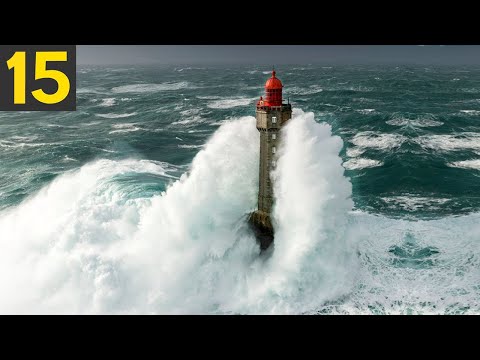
left=249, top=70, right=292, bottom=250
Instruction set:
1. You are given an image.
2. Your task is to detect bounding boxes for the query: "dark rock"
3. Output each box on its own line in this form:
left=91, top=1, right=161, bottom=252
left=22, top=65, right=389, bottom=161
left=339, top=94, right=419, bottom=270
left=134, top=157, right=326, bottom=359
left=248, top=211, right=274, bottom=251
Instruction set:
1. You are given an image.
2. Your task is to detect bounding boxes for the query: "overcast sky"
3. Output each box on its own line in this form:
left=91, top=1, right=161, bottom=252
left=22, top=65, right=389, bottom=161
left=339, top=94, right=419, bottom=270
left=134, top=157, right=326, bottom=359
left=77, top=45, right=480, bottom=65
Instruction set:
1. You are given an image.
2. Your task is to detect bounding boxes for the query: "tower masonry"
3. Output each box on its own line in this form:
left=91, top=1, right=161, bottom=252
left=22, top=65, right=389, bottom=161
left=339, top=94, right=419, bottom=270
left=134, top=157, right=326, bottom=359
left=249, top=70, right=292, bottom=250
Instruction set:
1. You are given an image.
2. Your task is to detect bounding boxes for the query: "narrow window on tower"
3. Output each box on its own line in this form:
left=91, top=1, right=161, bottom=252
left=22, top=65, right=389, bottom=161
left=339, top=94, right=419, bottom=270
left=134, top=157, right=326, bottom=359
left=272, top=146, right=276, bottom=154
left=272, top=160, right=276, bottom=167
left=272, top=116, right=277, bottom=124
left=272, top=133, right=276, bottom=140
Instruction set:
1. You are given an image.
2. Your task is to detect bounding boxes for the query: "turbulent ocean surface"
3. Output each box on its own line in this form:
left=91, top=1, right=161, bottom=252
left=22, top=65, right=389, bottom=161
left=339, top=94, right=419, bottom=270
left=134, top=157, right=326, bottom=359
left=1, top=64, right=480, bottom=314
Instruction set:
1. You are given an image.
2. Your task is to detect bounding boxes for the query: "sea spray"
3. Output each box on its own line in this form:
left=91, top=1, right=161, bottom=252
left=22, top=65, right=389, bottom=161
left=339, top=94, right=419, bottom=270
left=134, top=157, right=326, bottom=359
left=0, top=111, right=357, bottom=314
left=0, top=159, right=168, bottom=313
left=0, top=117, right=260, bottom=313
left=129, top=116, right=261, bottom=313
left=266, top=109, right=356, bottom=313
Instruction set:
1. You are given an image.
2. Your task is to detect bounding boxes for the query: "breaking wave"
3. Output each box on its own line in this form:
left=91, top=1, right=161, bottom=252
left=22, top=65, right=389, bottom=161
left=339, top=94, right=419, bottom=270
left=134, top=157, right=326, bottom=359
left=350, top=131, right=406, bottom=151
left=448, top=159, right=480, bottom=170
left=343, top=158, right=383, bottom=170
left=2, top=105, right=480, bottom=315
left=0, top=110, right=356, bottom=314
left=386, top=117, right=444, bottom=128
left=416, top=133, right=480, bottom=152
left=99, top=98, right=116, bottom=107
left=207, top=97, right=256, bottom=109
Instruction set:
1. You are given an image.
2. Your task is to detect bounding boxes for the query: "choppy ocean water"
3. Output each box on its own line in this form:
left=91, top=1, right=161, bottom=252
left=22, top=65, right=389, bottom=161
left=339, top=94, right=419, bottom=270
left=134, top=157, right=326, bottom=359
left=1, top=64, right=480, bottom=314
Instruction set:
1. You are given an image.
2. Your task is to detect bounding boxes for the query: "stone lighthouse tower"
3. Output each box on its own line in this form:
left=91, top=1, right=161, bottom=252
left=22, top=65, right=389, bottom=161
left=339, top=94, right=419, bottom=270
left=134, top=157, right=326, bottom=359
left=249, top=70, right=292, bottom=250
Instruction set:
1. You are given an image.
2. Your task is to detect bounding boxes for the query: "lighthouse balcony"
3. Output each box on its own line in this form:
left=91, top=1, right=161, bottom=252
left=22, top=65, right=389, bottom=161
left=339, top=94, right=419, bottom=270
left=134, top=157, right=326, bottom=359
left=255, top=102, right=292, bottom=112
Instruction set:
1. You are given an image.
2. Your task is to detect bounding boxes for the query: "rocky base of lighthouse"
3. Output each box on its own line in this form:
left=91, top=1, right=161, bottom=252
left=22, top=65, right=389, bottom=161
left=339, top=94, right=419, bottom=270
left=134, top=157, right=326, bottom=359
left=248, top=210, right=274, bottom=251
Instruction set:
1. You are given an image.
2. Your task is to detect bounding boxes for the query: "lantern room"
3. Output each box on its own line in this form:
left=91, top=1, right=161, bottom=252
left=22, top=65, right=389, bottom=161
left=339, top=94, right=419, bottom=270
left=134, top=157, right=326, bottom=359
left=257, top=70, right=283, bottom=108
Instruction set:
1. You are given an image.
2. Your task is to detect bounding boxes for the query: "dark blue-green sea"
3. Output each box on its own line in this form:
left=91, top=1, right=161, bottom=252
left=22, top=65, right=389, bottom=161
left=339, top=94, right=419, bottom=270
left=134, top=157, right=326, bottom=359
left=1, top=64, right=480, bottom=314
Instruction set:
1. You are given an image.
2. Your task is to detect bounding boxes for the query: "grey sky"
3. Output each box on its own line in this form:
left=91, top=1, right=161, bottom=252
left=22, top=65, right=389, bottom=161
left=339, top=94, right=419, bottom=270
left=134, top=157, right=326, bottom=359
left=77, top=45, right=480, bottom=65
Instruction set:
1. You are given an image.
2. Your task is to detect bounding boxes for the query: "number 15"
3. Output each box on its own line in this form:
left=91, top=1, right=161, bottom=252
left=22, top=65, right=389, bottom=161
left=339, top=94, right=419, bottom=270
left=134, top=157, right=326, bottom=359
left=7, top=51, right=71, bottom=105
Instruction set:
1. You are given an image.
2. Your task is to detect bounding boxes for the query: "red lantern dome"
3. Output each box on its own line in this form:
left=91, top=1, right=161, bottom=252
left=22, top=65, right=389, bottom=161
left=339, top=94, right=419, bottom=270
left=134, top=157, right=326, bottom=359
left=265, top=70, right=283, bottom=90
left=258, top=70, right=283, bottom=107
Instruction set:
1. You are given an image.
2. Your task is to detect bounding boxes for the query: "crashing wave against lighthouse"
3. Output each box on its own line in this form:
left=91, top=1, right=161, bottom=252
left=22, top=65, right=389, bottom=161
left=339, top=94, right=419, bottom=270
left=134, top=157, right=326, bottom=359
left=0, top=106, right=356, bottom=314
left=249, top=70, right=293, bottom=249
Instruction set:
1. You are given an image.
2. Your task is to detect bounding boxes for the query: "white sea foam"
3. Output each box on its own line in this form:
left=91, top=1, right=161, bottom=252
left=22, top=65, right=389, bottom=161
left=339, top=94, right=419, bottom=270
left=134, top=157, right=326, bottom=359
left=173, top=108, right=206, bottom=126
left=346, top=146, right=365, bottom=158
left=458, top=99, right=480, bottom=105
left=175, top=67, right=205, bottom=72
left=108, top=68, right=133, bottom=73
left=416, top=133, right=480, bottom=152
left=97, top=113, right=137, bottom=119
left=178, top=144, right=203, bottom=149
left=0, top=110, right=357, bottom=314
left=187, top=129, right=211, bottom=134
left=356, top=109, right=375, bottom=115
left=330, top=84, right=373, bottom=92
left=82, top=121, right=102, bottom=127
left=460, top=88, right=480, bottom=94
left=386, top=118, right=444, bottom=127
left=460, top=110, right=480, bottom=116
left=288, top=85, right=323, bottom=96
left=207, top=97, right=256, bottom=109
left=448, top=159, right=480, bottom=170
left=9, top=135, right=39, bottom=142
left=196, top=95, right=222, bottom=100
left=109, top=123, right=142, bottom=134
left=63, top=155, right=77, bottom=162
left=337, top=211, right=480, bottom=314
left=179, top=108, right=201, bottom=117
left=171, top=116, right=206, bottom=126
left=380, top=195, right=451, bottom=212
left=100, top=98, right=116, bottom=107
left=0, top=138, right=53, bottom=150
left=45, top=124, right=79, bottom=129
left=350, top=131, right=406, bottom=151
left=343, top=158, right=383, bottom=170
left=112, top=82, right=190, bottom=93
